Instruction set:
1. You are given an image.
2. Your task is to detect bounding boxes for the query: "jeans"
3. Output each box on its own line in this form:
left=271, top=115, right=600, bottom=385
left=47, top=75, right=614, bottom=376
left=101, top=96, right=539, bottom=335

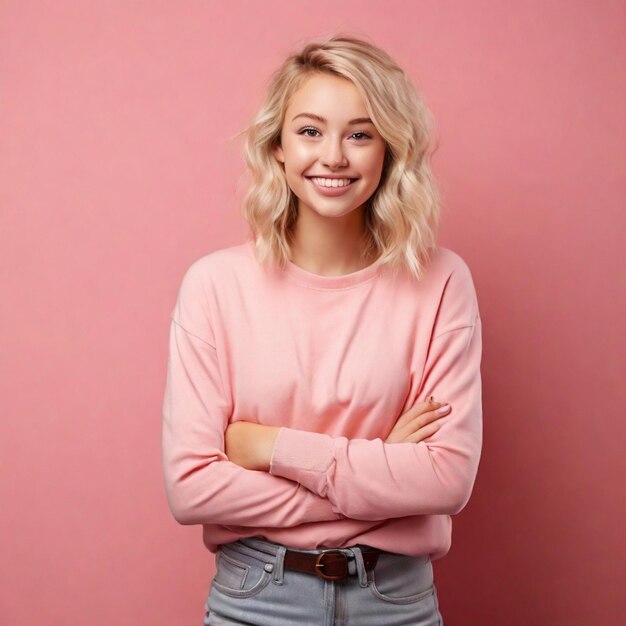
left=203, top=536, right=443, bottom=625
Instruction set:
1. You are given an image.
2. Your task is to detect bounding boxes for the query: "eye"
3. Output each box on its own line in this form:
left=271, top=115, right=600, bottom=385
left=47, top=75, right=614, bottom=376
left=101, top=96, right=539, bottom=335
left=297, top=127, right=373, bottom=141
left=298, top=127, right=321, bottom=138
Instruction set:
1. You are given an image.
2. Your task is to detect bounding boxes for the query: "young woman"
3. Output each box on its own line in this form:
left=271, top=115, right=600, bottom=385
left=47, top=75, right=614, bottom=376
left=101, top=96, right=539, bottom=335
left=162, top=34, right=482, bottom=625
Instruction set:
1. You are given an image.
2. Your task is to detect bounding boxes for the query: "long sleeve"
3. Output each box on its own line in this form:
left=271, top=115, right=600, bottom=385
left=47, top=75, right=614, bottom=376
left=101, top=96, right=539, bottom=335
left=268, top=269, right=483, bottom=521
left=161, top=273, right=343, bottom=527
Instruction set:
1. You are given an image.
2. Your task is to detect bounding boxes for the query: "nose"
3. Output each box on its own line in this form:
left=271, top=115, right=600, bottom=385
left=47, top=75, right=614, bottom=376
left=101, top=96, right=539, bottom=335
left=320, top=136, right=348, bottom=169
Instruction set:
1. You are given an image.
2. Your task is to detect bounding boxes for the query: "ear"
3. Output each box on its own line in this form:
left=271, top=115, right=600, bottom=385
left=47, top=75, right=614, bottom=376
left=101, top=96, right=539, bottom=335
left=272, top=143, right=285, bottom=164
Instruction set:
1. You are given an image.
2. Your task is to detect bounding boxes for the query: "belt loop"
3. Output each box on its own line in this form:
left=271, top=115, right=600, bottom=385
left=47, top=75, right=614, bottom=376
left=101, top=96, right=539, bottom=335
left=348, top=546, right=369, bottom=587
left=273, top=544, right=287, bottom=585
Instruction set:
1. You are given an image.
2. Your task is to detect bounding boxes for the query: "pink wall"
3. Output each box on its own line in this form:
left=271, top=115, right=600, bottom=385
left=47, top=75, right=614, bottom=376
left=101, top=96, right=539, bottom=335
left=1, top=1, right=623, bottom=624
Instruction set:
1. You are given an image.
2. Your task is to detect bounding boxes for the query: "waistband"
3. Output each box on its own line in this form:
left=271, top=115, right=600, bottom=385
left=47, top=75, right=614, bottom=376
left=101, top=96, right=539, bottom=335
left=247, top=537, right=381, bottom=581
left=218, top=537, right=432, bottom=587
left=238, top=536, right=378, bottom=556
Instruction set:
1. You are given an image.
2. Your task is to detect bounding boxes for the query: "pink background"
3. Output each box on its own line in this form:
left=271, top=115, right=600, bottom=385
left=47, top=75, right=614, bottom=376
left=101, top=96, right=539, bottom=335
left=1, top=1, right=624, bottom=624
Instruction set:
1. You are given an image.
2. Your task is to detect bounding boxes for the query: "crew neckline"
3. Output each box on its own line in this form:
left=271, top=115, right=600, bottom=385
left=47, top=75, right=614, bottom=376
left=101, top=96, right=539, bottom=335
left=246, top=239, right=384, bottom=290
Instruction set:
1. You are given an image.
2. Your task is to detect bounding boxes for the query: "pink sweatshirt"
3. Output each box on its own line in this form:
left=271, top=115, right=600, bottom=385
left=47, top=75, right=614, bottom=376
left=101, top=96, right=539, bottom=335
left=162, top=239, right=482, bottom=561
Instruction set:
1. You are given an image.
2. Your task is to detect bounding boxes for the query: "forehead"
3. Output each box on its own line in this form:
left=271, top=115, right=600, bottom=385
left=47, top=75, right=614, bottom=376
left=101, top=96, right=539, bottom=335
left=285, top=74, right=368, bottom=119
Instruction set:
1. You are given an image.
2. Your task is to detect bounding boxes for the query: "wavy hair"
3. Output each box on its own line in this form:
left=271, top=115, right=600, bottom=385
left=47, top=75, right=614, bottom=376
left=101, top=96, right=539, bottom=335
left=235, top=33, right=442, bottom=281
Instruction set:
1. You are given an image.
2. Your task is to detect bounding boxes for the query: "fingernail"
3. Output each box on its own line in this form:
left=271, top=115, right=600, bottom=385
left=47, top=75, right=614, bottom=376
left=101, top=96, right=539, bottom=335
left=436, top=404, right=450, bottom=414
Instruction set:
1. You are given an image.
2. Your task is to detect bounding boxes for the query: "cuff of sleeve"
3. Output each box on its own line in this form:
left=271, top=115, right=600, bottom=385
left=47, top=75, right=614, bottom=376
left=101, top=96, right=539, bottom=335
left=269, top=427, right=336, bottom=497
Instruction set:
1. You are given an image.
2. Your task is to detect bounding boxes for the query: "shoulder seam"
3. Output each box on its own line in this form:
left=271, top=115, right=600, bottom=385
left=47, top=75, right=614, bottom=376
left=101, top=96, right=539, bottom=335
left=171, top=316, right=217, bottom=350
left=432, top=315, right=480, bottom=341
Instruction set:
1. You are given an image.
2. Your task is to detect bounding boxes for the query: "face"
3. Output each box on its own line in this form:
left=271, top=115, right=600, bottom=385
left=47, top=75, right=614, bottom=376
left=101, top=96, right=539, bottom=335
left=273, top=73, right=387, bottom=221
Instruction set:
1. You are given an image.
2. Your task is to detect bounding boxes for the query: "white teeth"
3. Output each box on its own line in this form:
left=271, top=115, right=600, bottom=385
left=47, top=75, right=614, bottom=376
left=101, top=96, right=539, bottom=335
left=311, top=177, right=353, bottom=188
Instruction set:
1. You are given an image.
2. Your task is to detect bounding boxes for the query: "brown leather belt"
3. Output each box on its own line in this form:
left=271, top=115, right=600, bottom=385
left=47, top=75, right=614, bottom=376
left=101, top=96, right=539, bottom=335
left=283, top=547, right=380, bottom=581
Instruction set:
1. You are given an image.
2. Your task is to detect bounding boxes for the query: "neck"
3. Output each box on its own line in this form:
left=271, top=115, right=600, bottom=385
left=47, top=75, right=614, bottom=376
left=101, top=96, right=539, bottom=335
left=289, top=205, right=375, bottom=275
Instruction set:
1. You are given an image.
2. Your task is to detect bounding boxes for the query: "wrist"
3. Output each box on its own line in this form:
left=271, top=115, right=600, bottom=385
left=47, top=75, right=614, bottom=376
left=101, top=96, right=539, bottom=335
left=259, top=425, right=280, bottom=472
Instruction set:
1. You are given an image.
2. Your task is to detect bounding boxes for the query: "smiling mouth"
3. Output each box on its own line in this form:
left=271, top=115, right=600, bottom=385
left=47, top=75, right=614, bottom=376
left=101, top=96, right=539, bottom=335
left=306, top=176, right=358, bottom=188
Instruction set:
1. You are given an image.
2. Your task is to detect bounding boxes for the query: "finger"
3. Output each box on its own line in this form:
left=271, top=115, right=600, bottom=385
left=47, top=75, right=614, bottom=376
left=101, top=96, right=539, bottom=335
left=411, top=397, right=438, bottom=410
left=394, top=399, right=448, bottom=430
left=394, top=405, right=428, bottom=428
left=388, top=401, right=451, bottom=443
left=406, top=421, right=441, bottom=443
left=428, top=403, right=451, bottom=419
left=386, top=422, right=413, bottom=443
left=411, top=403, right=450, bottom=428
left=419, top=397, right=444, bottom=412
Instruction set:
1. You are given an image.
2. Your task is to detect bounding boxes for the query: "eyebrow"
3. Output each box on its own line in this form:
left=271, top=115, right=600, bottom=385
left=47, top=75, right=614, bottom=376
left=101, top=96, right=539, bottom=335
left=292, top=112, right=374, bottom=125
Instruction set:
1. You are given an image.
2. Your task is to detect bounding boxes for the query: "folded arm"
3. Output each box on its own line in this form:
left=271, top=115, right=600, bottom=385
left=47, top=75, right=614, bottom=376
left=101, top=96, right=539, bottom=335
left=254, top=259, right=482, bottom=520
left=268, top=315, right=483, bottom=521
left=162, top=317, right=344, bottom=526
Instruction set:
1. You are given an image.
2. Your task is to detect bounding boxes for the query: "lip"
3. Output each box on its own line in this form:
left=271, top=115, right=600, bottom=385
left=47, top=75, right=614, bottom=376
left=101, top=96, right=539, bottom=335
left=306, top=176, right=357, bottom=197
left=306, top=175, right=358, bottom=179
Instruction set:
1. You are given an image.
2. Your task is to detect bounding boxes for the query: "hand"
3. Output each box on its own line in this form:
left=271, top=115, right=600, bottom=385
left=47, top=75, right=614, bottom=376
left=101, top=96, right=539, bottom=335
left=385, top=397, right=451, bottom=444
left=224, top=421, right=280, bottom=472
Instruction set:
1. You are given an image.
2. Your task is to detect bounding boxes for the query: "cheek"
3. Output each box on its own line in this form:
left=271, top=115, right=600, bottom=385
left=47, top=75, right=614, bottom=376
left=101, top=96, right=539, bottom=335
left=283, top=164, right=307, bottom=194
left=374, top=146, right=387, bottom=173
left=281, top=138, right=310, bottom=165
left=357, top=145, right=385, bottom=173
left=361, top=155, right=386, bottom=183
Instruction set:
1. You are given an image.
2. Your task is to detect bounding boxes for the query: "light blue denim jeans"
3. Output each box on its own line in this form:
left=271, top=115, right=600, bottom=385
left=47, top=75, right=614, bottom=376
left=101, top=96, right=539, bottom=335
left=203, top=536, right=443, bottom=625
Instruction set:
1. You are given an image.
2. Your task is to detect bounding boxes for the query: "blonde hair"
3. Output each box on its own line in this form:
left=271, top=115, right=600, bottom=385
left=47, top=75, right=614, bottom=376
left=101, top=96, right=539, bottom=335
left=236, top=33, right=441, bottom=281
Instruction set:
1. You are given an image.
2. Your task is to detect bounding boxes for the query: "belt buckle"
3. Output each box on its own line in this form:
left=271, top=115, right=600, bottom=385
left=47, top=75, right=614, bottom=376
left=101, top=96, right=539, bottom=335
left=314, top=549, right=349, bottom=580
